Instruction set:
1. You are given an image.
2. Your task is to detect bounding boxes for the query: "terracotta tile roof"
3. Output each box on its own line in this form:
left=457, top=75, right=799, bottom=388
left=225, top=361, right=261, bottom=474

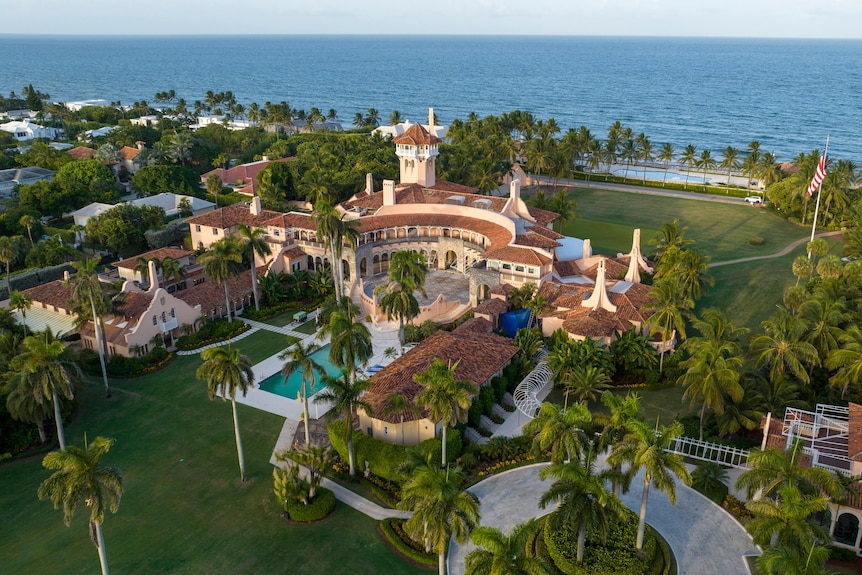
left=263, top=211, right=315, bottom=231
left=490, top=284, right=516, bottom=296
left=23, top=280, right=74, bottom=311
left=364, top=327, right=518, bottom=424
left=113, top=290, right=154, bottom=320
left=392, top=123, right=441, bottom=145
left=283, top=246, right=307, bottom=260
left=186, top=203, right=281, bottom=230
left=554, top=259, right=583, bottom=278
left=119, top=146, right=141, bottom=161
left=528, top=207, right=559, bottom=226
left=452, top=317, right=493, bottom=335
left=67, top=146, right=97, bottom=160
left=81, top=322, right=129, bottom=346
left=200, top=157, right=293, bottom=196
left=485, top=245, right=551, bottom=266
left=175, top=269, right=254, bottom=311
left=529, top=225, right=565, bottom=240
left=514, top=232, right=561, bottom=249
left=426, top=180, right=478, bottom=194
left=354, top=213, right=513, bottom=253
left=114, top=247, right=193, bottom=269
left=342, top=183, right=496, bottom=212
left=582, top=258, right=628, bottom=281
left=562, top=307, right=632, bottom=339
left=473, top=298, right=509, bottom=316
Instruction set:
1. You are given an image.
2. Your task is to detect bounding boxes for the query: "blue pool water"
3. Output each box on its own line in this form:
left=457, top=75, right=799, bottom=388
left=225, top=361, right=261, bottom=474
left=258, top=345, right=342, bottom=399
left=611, top=169, right=708, bottom=184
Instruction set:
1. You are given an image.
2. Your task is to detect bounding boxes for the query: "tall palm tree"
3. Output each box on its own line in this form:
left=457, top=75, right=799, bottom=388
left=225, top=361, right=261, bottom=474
left=199, top=236, right=244, bottom=322
left=19, top=214, right=37, bottom=244
left=735, top=439, right=841, bottom=500
left=3, top=361, right=51, bottom=443
left=523, top=401, right=590, bottom=464
left=376, top=250, right=427, bottom=352
left=280, top=341, right=323, bottom=447
left=465, top=519, right=548, bottom=575
left=548, top=189, right=578, bottom=234
left=11, top=332, right=78, bottom=449
left=750, top=307, right=819, bottom=385
left=323, top=300, right=373, bottom=384
left=236, top=223, right=272, bottom=312
left=311, top=202, right=360, bottom=301
left=609, top=328, right=658, bottom=373
left=170, top=131, right=194, bottom=167
left=195, top=346, right=254, bottom=481
left=826, top=326, right=862, bottom=398
left=595, top=391, right=642, bottom=497
left=746, top=484, right=828, bottom=548
left=376, top=285, right=420, bottom=355
left=314, top=372, right=371, bottom=476
left=539, top=448, right=627, bottom=564
left=67, top=258, right=110, bottom=397
left=657, top=142, right=675, bottom=187
left=648, top=219, right=693, bottom=262
left=0, top=235, right=18, bottom=296
left=398, top=464, right=480, bottom=575
left=719, top=146, right=740, bottom=191
left=9, top=289, right=32, bottom=336
left=415, top=358, right=477, bottom=467
left=696, top=149, right=717, bottom=191
left=678, top=144, right=697, bottom=190
left=756, top=541, right=831, bottom=575
left=644, top=279, right=693, bottom=372
left=608, top=419, right=690, bottom=552
left=38, top=436, right=123, bottom=575
left=159, top=256, right=186, bottom=288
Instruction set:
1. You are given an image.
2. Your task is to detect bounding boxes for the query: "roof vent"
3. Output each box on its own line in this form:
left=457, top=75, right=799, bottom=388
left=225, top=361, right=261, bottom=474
left=472, top=198, right=492, bottom=210
left=444, top=195, right=465, bottom=206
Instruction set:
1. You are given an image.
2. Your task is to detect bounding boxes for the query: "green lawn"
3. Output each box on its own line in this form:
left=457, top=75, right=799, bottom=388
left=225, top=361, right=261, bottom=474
left=562, top=187, right=807, bottom=262
left=216, top=329, right=299, bottom=364
left=294, top=319, right=318, bottom=335
left=0, top=356, right=423, bottom=575
left=545, top=385, right=693, bottom=426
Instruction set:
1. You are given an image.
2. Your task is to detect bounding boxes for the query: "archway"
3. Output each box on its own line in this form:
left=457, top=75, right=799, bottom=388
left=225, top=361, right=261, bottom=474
left=381, top=252, right=390, bottom=273
left=835, top=513, right=860, bottom=547
left=342, top=259, right=351, bottom=281
left=445, top=250, right=457, bottom=270
left=478, top=284, right=491, bottom=301
left=359, top=257, right=368, bottom=278
left=373, top=254, right=381, bottom=275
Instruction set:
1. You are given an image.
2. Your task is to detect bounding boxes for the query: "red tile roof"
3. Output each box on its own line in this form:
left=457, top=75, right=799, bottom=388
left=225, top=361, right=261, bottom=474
left=562, top=307, right=632, bottom=338
left=23, top=280, right=74, bottom=311
left=67, top=147, right=97, bottom=160
left=175, top=269, right=255, bottom=312
left=119, top=146, right=141, bottom=161
left=392, top=123, right=441, bottom=145
left=114, top=247, right=193, bottom=269
left=200, top=158, right=293, bottom=196
left=263, top=212, right=316, bottom=231
left=283, top=246, right=307, bottom=260
left=186, top=203, right=282, bottom=230
left=485, top=245, right=551, bottom=266
left=515, top=232, right=561, bottom=249
left=473, top=297, right=510, bottom=316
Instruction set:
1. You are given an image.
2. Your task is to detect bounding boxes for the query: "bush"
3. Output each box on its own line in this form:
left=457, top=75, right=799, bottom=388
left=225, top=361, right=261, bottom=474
left=468, top=402, right=483, bottom=428
left=827, top=545, right=858, bottom=563
left=479, top=385, right=496, bottom=416
left=748, top=236, right=765, bottom=246
left=79, top=347, right=173, bottom=378
left=287, top=487, right=335, bottom=522
left=491, top=376, right=508, bottom=402
left=241, top=299, right=321, bottom=321
left=175, top=319, right=249, bottom=350
left=327, top=420, right=461, bottom=482
left=489, top=413, right=504, bottom=425
left=722, top=494, right=754, bottom=524
left=379, top=519, right=436, bottom=567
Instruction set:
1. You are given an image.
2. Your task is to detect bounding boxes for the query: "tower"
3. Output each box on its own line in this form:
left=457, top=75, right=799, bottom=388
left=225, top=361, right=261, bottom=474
left=392, top=109, right=440, bottom=187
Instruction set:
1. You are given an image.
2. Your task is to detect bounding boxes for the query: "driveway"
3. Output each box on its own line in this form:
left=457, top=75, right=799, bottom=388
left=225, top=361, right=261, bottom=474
left=448, top=463, right=759, bottom=575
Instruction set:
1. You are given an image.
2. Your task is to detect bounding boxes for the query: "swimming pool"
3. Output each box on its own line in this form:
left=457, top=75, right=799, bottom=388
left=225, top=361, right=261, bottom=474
left=258, top=345, right=343, bottom=399
left=611, top=169, right=708, bottom=184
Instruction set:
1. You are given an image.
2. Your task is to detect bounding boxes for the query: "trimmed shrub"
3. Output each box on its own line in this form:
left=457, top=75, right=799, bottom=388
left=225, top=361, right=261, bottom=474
left=175, top=319, right=249, bottom=350
left=479, top=385, right=496, bottom=417
left=79, top=347, right=173, bottom=378
left=491, top=376, right=508, bottom=403
left=327, top=420, right=461, bottom=482
left=722, top=494, right=754, bottom=524
left=242, top=299, right=321, bottom=321
left=468, top=403, right=483, bottom=428
left=379, top=519, right=436, bottom=567
left=748, top=236, right=765, bottom=246
left=287, top=487, right=335, bottom=522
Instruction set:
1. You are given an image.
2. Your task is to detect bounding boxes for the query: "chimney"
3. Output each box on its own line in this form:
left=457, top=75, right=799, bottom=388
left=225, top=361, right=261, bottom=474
left=382, top=180, right=396, bottom=206
left=581, top=239, right=591, bottom=263
left=428, top=107, right=434, bottom=133
left=582, top=259, right=617, bottom=312
left=250, top=196, right=262, bottom=216
left=366, top=173, right=374, bottom=195
left=509, top=178, right=521, bottom=201
left=135, top=140, right=145, bottom=150
left=262, top=155, right=270, bottom=162
left=147, top=260, right=159, bottom=293
left=63, top=270, right=70, bottom=281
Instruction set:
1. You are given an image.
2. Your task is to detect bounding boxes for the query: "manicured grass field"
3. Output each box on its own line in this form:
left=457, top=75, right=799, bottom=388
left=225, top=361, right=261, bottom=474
left=546, top=384, right=694, bottom=426
left=0, top=356, right=423, bottom=575
left=216, top=329, right=298, bottom=364
left=561, top=187, right=807, bottom=262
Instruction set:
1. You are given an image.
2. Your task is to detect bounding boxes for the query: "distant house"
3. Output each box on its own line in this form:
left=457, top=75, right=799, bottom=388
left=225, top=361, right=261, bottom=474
left=70, top=193, right=215, bottom=228
left=67, top=146, right=97, bottom=161
left=191, top=115, right=254, bottom=131
left=0, top=166, right=53, bottom=197
left=69, top=203, right=114, bottom=228
left=0, top=119, right=57, bottom=141
left=200, top=157, right=292, bottom=196
left=64, top=100, right=111, bottom=112
left=372, top=108, right=448, bottom=142
left=130, top=115, right=159, bottom=127
left=83, top=126, right=118, bottom=140
left=113, top=246, right=197, bottom=290
left=118, top=142, right=145, bottom=174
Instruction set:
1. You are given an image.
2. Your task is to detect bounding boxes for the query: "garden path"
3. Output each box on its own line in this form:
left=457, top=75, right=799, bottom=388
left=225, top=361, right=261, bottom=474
left=709, top=229, right=844, bottom=268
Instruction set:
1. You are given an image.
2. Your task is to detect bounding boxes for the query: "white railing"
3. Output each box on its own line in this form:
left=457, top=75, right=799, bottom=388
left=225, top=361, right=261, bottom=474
left=513, top=349, right=552, bottom=419
left=665, top=436, right=750, bottom=469
left=160, top=317, right=179, bottom=333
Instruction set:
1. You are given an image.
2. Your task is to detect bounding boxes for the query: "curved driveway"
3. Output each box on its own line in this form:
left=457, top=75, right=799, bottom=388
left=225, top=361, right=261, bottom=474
left=448, top=463, right=759, bottom=575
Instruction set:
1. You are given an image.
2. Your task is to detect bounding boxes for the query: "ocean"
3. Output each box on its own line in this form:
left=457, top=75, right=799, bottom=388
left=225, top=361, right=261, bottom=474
left=1, top=35, right=860, bottom=161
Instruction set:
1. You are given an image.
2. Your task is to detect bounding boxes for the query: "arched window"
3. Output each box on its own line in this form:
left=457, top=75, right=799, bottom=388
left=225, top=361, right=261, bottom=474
left=161, top=311, right=167, bottom=323
left=152, top=315, right=157, bottom=326
left=170, top=308, right=176, bottom=318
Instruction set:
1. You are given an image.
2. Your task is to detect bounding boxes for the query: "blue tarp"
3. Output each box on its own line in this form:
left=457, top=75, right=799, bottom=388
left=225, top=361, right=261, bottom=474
left=500, top=308, right=531, bottom=338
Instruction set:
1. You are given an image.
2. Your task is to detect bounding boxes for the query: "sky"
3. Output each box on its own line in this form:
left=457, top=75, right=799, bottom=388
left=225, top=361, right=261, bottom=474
left=5, top=0, right=862, bottom=38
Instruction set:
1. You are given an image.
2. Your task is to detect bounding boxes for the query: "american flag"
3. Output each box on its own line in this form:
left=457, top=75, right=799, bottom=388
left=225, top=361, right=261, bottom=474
left=808, top=154, right=826, bottom=196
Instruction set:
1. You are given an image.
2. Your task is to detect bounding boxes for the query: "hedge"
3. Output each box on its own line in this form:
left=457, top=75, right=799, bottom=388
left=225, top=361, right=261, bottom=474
left=287, top=487, right=335, bottom=522
left=241, top=299, right=321, bottom=322
left=544, top=509, right=662, bottom=575
left=0, top=262, right=76, bottom=300
left=79, top=347, right=173, bottom=378
left=327, top=420, right=461, bottom=482
left=379, top=519, right=436, bottom=568
left=175, top=319, right=249, bottom=350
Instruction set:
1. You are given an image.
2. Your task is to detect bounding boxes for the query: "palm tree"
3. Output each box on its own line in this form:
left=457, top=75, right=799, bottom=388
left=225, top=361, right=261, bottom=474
left=323, top=300, right=373, bottom=384
left=750, top=307, right=819, bottom=385
left=236, top=224, right=272, bottom=312
left=314, top=372, right=371, bottom=476
left=756, top=541, right=831, bottom=575
left=678, top=144, right=697, bottom=190
left=609, top=328, right=658, bottom=373
left=279, top=445, right=335, bottom=500
left=568, top=364, right=611, bottom=404
left=311, top=202, right=359, bottom=301
left=648, top=219, right=693, bottom=262
left=195, top=346, right=254, bottom=481
left=170, top=131, right=194, bottom=167
left=398, top=464, right=480, bottom=575
left=376, top=250, right=428, bottom=353
left=696, top=149, right=716, bottom=191
left=199, top=236, right=244, bottom=322
left=415, top=358, right=477, bottom=467
left=280, top=341, right=323, bottom=447
left=159, top=256, right=186, bottom=288
left=539, top=448, right=626, bottom=564
left=735, top=439, right=841, bottom=500
left=644, top=279, right=693, bottom=372
left=3, top=359, right=52, bottom=443
left=67, top=259, right=110, bottom=397
left=548, top=189, right=578, bottom=234
left=826, top=326, right=862, bottom=398
left=376, top=285, right=419, bottom=356
left=38, top=436, right=123, bottom=575
left=657, top=143, right=675, bottom=187
left=801, top=296, right=847, bottom=361
left=465, top=519, right=548, bottom=575
left=19, top=214, right=37, bottom=244
left=719, top=146, right=740, bottom=191
left=596, top=391, right=642, bottom=497
left=522, top=401, right=590, bottom=464
left=746, top=484, right=828, bottom=548
left=9, top=289, right=32, bottom=336
left=388, top=110, right=402, bottom=125
left=637, top=133, right=654, bottom=185
left=656, top=248, right=714, bottom=302
left=608, top=419, right=690, bottom=552
left=677, top=308, right=748, bottom=440
left=791, top=255, right=814, bottom=286
left=0, top=236, right=18, bottom=296
left=691, top=461, right=729, bottom=495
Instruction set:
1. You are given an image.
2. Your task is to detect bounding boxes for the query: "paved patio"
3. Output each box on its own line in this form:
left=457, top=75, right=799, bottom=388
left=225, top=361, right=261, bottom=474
left=362, top=268, right=471, bottom=306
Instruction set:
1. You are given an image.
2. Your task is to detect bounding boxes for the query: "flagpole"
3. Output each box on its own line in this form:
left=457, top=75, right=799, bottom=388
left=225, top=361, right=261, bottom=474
left=807, top=135, right=830, bottom=260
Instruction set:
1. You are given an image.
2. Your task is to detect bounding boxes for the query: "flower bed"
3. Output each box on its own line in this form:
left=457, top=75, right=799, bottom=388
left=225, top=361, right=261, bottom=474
left=286, top=488, right=335, bottom=522
left=378, top=518, right=436, bottom=568
left=175, top=319, right=249, bottom=351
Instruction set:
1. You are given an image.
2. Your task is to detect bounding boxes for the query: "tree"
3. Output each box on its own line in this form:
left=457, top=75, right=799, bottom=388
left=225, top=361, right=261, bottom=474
left=678, top=144, right=697, bottom=190
left=691, top=461, right=729, bottom=494
left=398, top=464, right=480, bottom=575
left=0, top=236, right=17, bottom=295
left=19, top=214, right=37, bottom=245
left=132, top=165, right=199, bottom=197
left=376, top=284, right=419, bottom=355
left=236, top=224, right=272, bottom=312
left=719, top=146, right=741, bottom=192
left=608, top=419, right=690, bottom=552
left=85, top=204, right=165, bottom=256
left=170, top=131, right=195, bottom=167
left=314, top=373, right=371, bottom=476
left=568, top=364, right=611, bottom=404
left=195, top=346, right=254, bottom=481
left=465, top=519, right=548, bottom=575
left=375, top=250, right=427, bottom=353
left=746, top=484, right=828, bottom=549
left=2, top=343, right=53, bottom=443
left=750, top=307, right=819, bottom=385
left=311, top=202, right=359, bottom=301
left=9, top=289, right=32, bottom=336
left=657, top=142, right=675, bottom=187
left=523, top=401, right=590, bottom=464
left=199, top=236, right=244, bottom=321
left=37, top=436, right=123, bottom=575
left=67, top=258, right=110, bottom=397
left=756, top=542, right=831, bottom=575
left=539, top=448, right=626, bottom=564
left=696, top=149, right=716, bottom=190
left=548, top=189, right=578, bottom=234
left=323, top=300, right=373, bottom=385
left=415, top=358, right=477, bottom=467
left=280, top=341, right=323, bottom=447
left=644, top=279, right=693, bottom=372
left=792, top=255, right=814, bottom=285
left=735, top=439, right=841, bottom=500
left=278, top=445, right=335, bottom=500
left=609, top=328, right=657, bottom=373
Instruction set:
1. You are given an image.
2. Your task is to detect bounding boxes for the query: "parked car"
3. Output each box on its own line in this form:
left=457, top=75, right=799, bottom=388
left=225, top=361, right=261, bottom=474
left=744, top=195, right=763, bottom=205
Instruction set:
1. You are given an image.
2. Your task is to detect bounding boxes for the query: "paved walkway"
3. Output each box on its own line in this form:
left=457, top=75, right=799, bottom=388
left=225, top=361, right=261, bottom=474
left=530, top=175, right=751, bottom=205
left=709, top=230, right=844, bottom=268
left=447, top=462, right=759, bottom=575
left=175, top=326, right=261, bottom=355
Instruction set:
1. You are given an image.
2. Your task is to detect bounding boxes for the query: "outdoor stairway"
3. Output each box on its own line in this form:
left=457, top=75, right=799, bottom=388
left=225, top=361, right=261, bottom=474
left=491, top=404, right=510, bottom=419
left=464, top=427, right=486, bottom=445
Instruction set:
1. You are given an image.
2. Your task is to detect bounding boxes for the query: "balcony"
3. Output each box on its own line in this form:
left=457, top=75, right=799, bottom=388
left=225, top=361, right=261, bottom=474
left=160, top=317, right=179, bottom=333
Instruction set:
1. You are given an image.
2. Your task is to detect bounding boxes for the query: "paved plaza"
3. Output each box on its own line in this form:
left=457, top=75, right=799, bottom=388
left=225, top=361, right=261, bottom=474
left=362, top=268, right=471, bottom=306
